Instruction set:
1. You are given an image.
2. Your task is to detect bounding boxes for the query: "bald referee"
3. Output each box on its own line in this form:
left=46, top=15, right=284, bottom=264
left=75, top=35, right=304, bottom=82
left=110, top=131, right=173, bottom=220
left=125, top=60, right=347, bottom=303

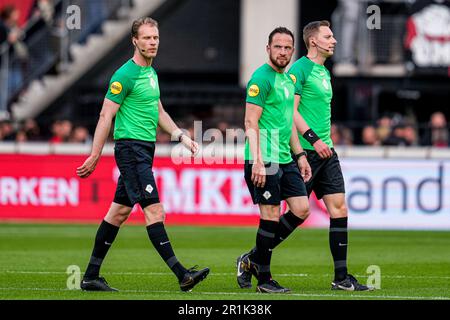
left=76, top=17, right=209, bottom=292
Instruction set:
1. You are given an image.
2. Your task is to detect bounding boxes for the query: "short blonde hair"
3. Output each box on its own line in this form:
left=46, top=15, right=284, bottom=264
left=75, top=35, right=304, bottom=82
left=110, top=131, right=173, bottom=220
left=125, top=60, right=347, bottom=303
left=303, top=20, right=330, bottom=49
left=131, top=17, right=158, bottom=38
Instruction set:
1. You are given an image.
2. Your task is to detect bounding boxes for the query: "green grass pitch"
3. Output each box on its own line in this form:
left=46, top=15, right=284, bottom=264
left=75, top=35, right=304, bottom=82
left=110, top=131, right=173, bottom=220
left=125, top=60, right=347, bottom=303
left=0, top=223, right=449, bottom=300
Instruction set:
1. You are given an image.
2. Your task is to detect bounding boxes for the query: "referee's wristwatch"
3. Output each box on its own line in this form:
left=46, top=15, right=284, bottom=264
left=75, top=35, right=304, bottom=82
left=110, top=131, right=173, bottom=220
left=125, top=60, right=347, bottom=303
left=295, top=151, right=307, bottom=161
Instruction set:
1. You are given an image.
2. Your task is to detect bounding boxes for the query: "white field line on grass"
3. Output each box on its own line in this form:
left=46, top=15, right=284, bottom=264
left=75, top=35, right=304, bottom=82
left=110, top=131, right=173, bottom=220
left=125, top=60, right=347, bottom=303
left=5, top=270, right=450, bottom=280
left=0, top=287, right=448, bottom=300
left=4, top=271, right=308, bottom=276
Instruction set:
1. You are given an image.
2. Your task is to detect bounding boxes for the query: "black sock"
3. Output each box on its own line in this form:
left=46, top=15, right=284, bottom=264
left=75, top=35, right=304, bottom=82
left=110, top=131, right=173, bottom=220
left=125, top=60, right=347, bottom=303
left=84, top=220, right=120, bottom=280
left=329, top=217, right=348, bottom=281
left=146, top=222, right=187, bottom=282
left=272, top=211, right=305, bottom=248
left=250, top=219, right=278, bottom=285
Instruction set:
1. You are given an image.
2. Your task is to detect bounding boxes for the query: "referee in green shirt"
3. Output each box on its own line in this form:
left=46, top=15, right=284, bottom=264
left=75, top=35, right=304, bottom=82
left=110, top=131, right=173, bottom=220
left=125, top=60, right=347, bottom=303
left=288, top=20, right=373, bottom=291
left=236, top=27, right=312, bottom=293
left=76, top=17, right=209, bottom=292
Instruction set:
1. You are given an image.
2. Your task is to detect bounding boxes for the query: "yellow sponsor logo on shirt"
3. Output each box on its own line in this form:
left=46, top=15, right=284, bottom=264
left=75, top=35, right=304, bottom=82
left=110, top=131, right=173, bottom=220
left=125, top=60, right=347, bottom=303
left=110, top=81, right=122, bottom=95
left=289, top=74, right=297, bottom=84
left=248, top=84, right=260, bottom=97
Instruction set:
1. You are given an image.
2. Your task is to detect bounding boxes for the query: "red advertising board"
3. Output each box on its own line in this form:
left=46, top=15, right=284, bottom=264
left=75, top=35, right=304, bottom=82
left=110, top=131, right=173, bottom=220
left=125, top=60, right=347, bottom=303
left=0, top=154, right=326, bottom=226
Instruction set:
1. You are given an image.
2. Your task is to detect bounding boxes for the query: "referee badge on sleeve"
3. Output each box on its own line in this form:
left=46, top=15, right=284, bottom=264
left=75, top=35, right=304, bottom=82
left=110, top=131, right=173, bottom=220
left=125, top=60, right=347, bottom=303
left=248, top=84, right=260, bottom=97
left=289, top=74, right=297, bottom=84
left=110, top=81, right=123, bottom=94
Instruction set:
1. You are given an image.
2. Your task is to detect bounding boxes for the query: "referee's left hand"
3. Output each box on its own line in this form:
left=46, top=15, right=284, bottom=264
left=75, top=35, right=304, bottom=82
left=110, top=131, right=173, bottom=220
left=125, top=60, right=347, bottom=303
left=181, top=135, right=199, bottom=156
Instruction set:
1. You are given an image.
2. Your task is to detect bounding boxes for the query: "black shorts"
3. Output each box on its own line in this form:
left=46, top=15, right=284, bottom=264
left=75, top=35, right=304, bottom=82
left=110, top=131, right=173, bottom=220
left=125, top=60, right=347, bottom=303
left=303, top=148, right=345, bottom=199
left=113, top=139, right=160, bottom=208
left=244, top=160, right=307, bottom=205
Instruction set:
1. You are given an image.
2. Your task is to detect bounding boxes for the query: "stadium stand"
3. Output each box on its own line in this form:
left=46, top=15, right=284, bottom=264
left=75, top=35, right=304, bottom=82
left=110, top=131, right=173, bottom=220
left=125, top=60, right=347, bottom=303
left=0, top=0, right=448, bottom=146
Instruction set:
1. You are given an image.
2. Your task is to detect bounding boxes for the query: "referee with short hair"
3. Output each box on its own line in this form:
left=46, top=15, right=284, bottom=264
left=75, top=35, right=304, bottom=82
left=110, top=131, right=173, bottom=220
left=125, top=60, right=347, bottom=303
left=76, top=17, right=209, bottom=292
left=236, top=27, right=312, bottom=294
left=288, top=20, right=373, bottom=291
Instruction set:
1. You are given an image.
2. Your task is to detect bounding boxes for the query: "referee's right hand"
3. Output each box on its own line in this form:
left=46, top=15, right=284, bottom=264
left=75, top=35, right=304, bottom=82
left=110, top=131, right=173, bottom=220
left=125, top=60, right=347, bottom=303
left=180, top=135, right=199, bottom=156
left=251, top=162, right=266, bottom=188
left=76, top=155, right=99, bottom=178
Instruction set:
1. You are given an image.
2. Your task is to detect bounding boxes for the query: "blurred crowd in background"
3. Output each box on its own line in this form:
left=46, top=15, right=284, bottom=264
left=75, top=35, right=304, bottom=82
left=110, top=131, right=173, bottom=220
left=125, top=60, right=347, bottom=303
left=0, top=111, right=449, bottom=147
left=1, top=1, right=57, bottom=98
left=335, top=111, right=449, bottom=147
left=0, top=118, right=92, bottom=143
left=1, top=1, right=449, bottom=148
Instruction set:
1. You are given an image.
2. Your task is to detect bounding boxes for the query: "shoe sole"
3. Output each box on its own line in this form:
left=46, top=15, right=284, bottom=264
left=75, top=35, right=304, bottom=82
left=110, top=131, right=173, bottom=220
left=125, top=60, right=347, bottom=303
left=81, top=288, right=118, bottom=292
left=180, top=269, right=210, bottom=292
left=331, top=283, right=374, bottom=291
left=256, top=286, right=291, bottom=294
left=237, top=281, right=252, bottom=289
left=80, top=285, right=118, bottom=292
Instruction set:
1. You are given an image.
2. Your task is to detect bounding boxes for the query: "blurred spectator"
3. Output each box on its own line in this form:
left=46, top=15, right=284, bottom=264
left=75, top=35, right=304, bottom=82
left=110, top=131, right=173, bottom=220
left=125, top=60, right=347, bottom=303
left=0, top=120, right=15, bottom=141
left=217, top=121, right=229, bottom=135
left=78, top=0, right=106, bottom=44
left=69, top=125, right=92, bottom=144
left=331, top=123, right=353, bottom=146
left=60, top=119, right=73, bottom=141
left=0, top=5, right=29, bottom=96
left=332, top=0, right=360, bottom=75
left=376, top=115, right=392, bottom=142
left=49, top=16, right=70, bottom=73
left=341, top=126, right=354, bottom=146
left=331, top=124, right=342, bottom=145
left=340, top=0, right=360, bottom=63
left=361, top=125, right=381, bottom=146
left=49, top=120, right=62, bottom=143
left=403, top=124, right=418, bottom=146
left=421, top=112, right=449, bottom=147
left=32, top=0, right=55, bottom=26
left=382, top=122, right=410, bottom=146
left=23, top=118, right=41, bottom=141
left=50, top=119, right=72, bottom=143
left=15, top=130, right=27, bottom=143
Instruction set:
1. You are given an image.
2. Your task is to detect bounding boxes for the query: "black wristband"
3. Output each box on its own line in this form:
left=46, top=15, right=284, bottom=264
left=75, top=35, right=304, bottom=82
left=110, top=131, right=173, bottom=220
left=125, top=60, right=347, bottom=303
left=303, top=129, right=320, bottom=145
left=295, top=151, right=307, bottom=161
left=176, top=132, right=185, bottom=142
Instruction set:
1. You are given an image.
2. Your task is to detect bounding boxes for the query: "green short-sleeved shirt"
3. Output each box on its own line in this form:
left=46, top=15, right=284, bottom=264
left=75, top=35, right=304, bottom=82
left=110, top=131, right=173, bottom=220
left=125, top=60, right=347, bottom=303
left=105, top=59, right=160, bottom=142
left=288, top=56, right=333, bottom=150
left=244, top=63, right=295, bottom=164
